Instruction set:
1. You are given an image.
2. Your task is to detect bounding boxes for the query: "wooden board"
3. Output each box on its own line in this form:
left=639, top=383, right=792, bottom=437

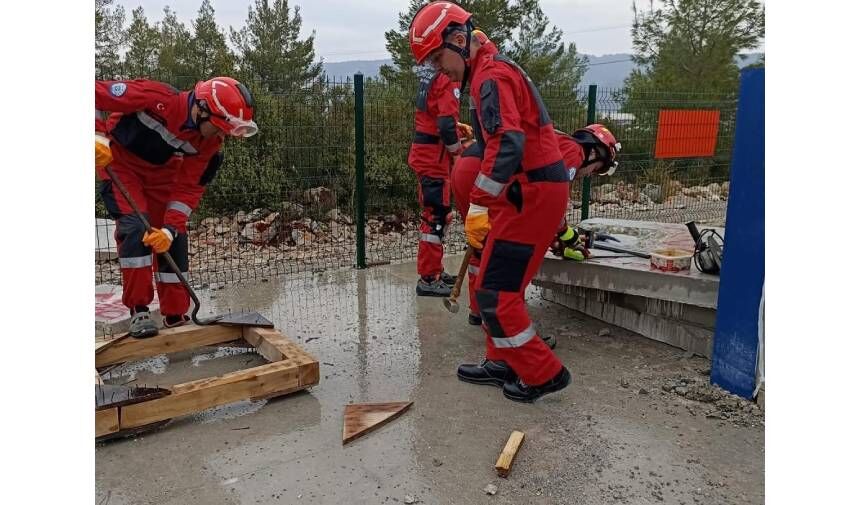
left=96, top=324, right=242, bottom=367
left=96, top=408, right=119, bottom=437
left=95, top=325, right=319, bottom=438
left=245, top=327, right=320, bottom=387
left=342, top=402, right=412, bottom=445
left=120, top=360, right=303, bottom=429
left=494, top=430, right=525, bottom=477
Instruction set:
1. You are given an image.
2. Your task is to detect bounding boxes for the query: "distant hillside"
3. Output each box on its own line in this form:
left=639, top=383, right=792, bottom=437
left=322, top=53, right=763, bottom=89
left=322, top=59, right=392, bottom=81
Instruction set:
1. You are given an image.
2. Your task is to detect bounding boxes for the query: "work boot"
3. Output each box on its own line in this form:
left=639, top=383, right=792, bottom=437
left=416, top=275, right=452, bottom=297
left=457, top=359, right=517, bottom=387
left=468, top=312, right=482, bottom=326
left=502, top=366, right=572, bottom=403
left=542, top=334, right=557, bottom=350
left=163, top=314, right=191, bottom=328
left=440, top=271, right=457, bottom=286
left=129, top=309, right=158, bottom=339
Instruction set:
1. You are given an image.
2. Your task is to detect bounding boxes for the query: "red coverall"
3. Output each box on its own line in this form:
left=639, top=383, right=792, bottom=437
left=96, top=80, right=223, bottom=317
left=453, top=132, right=585, bottom=321
left=468, top=43, right=569, bottom=386
left=451, top=142, right=484, bottom=317
left=407, top=70, right=461, bottom=278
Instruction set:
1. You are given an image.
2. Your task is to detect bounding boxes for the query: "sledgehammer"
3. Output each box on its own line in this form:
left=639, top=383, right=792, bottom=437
left=443, top=246, right=475, bottom=313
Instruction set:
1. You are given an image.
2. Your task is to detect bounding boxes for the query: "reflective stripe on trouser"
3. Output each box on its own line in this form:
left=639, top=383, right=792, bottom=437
left=114, top=213, right=156, bottom=310
left=474, top=178, right=568, bottom=385
left=155, top=232, right=190, bottom=317
left=416, top=176, right=450, bottom=277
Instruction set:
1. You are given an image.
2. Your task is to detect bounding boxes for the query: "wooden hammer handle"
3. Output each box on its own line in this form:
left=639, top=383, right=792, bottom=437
left=450, top=246, right=474, bottom=300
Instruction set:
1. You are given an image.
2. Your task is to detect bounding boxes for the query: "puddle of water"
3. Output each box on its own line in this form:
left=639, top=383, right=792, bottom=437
left=191, top=399, right=268, bottom=423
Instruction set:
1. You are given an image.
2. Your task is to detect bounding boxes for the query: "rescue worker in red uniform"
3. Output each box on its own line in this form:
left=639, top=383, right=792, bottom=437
left=408, top=66, right=463, bottom=296
left=452, top=120, right=620, bottom=330
left=550, top=125, right=623, bottom=260
left=411, top=2, right=571, bottom=402
left=95, top=77, right=258, bottom=338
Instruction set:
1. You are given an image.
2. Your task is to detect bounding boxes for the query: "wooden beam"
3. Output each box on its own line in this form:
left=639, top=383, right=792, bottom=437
left=96, top=408, right=119, bottom=437
left=96, top=324, right=242, bottom=367
left=95, top=370, right=104, bottom=385
left=244, top=327, right=320, bottom=387
left=494, top=430, right=525, bottom=477
left=241, top=327, right=286, bottom=363
left=119, top=360, right=304, bottom=429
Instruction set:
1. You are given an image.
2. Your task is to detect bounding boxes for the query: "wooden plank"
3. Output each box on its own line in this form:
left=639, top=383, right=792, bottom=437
left=245, top=327, right=320, bottom=387
left=96, top=408, right=119, bottom=437
left=342, top=402, right=412, bottom=445
left=494, top=430, right=525, bottom=477
left=119, top=360, right=305, bottom=429
left=241, top=327, right=286, bottom=363
left=96, top=324, right=242, bottom=367
left=244, top=327, right=317, bottom=364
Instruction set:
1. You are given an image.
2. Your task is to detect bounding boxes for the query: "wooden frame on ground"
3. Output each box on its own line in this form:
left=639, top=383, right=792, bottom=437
left=95, top=324, right=319, bottom=439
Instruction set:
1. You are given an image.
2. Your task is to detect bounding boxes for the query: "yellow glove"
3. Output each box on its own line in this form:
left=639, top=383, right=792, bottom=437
left=95, top=133, right=112, bottom=170
left=563, top=247, right=586, bottom=261
left=143, top=228, right=174, bottom=254
left=465, top=203, right=490, bottom=249
left=457, top=122, right=474, bottom=141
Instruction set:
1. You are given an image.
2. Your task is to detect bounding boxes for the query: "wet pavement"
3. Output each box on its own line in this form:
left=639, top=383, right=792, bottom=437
left=96, top=257, right=764, bottom=505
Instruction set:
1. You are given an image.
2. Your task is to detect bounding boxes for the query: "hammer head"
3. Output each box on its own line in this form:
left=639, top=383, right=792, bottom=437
left=443, top=297, right=460, bottom=314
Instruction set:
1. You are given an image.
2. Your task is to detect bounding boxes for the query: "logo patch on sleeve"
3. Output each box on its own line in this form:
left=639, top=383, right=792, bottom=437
left=453, top=88, right=461, bottom=99
left=110, top=83, right=127, bottom=97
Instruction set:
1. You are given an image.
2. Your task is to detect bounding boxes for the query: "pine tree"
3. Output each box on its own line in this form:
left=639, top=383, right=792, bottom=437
left=627, top=0, right=765, bottom=93
left=123, top=7, right=160, bottom=78
left=509, top=4, right=587, bottom=90
left=157, top=6, right=195, bottom=83
left=95, top=0, right=125, bottom=78
left=188, top=0, right=236, bottom=81
left=230, top=0, right=322, bottom=91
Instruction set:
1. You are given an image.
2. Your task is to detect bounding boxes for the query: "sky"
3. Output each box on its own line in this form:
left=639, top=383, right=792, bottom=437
left=113, top=0, right=648, bottom=61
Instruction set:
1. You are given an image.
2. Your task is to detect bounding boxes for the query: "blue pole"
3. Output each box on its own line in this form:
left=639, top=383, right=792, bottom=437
left=710, top=67, right=765, bottom=399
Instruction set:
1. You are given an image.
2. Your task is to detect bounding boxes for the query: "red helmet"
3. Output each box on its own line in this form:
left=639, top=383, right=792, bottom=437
left=572, top=124, right=621, bottom=175
left=409, top=2, right=472, bottom=64
left=194, top=77, right=258, bottom=138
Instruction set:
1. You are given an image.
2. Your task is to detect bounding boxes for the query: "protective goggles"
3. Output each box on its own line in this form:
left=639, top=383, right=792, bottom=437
left=201, top=84, right=259, bottom=138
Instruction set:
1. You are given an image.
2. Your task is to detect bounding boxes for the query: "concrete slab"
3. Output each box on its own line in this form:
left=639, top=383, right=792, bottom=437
left=96, top=258, right=763, bottom=505
left=96, top=218, right=117, bottom=260
left=537, top=218, right=722, bottom=310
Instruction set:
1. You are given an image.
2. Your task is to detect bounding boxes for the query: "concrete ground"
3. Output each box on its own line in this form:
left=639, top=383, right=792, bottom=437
left=95, top=257, right=764, bottom=505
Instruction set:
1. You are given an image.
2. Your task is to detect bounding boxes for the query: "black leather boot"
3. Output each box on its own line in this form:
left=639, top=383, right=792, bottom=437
left=457, top=359, right=517, bottom=387
left=502, top=366, right=571, bottom=403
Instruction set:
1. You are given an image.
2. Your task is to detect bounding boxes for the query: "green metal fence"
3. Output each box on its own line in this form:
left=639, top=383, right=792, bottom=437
left=95, top=72, right=736, bottom=286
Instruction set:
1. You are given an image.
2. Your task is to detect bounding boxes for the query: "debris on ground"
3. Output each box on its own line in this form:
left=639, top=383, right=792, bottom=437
left=661, top=376, right=763, bottom=427
left=483, top=484, right=498, bottom=495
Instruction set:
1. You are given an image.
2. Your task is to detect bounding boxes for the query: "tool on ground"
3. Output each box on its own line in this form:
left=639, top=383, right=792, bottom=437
left=591, top=242, right=652, bottom=259
left=443, top=246, right=474, bottom=313
left=104, top=166, right=273, bottom=328
left=685, top=221, right=724, bottom=274
left=578, top=228, right=651, bottom=259
left=96, top=383, right=172, bottom=442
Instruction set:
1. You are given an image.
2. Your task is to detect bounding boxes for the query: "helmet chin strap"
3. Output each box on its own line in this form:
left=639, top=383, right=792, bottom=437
left=442, top=21, right=474, bottom=87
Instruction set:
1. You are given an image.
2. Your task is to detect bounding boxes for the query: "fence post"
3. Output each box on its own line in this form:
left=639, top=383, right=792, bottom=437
left=354, top=72, right=367, bottom=269
left=580, top=84, right=598, bottom=220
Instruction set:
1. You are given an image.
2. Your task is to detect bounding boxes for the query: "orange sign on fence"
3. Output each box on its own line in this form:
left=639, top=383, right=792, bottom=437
left=654, top=109, right=720, bottom=158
